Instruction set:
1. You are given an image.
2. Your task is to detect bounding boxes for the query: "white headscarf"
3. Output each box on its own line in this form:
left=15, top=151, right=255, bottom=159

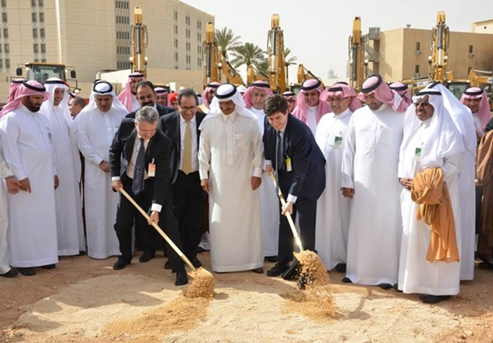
left=41, top=78, right=73, bottom=127
left=401, top=90, right=464, bottom=169
left=79, top=80, right=128, bottom=116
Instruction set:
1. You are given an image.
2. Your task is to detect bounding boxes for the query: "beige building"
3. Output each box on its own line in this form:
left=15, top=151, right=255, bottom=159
left=472, top=19, right=493, bottom=34
left=0, top=0, right=213, bottom=100
left=362, top=26, right=493, bottom=82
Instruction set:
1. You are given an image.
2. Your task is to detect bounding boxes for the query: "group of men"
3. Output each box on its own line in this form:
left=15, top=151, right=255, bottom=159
left=0, top=71, right=491, bottom=304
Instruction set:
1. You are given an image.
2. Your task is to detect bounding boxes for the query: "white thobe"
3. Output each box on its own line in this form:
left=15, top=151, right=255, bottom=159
left=0, top=105, right=58, bottom=268
left=0, top=144, right=13, bottom=274
left=76, top=107, right=124, bottom=259
left=306, top=106, right=318, bottom=136
left=250, top=107, right=279, bottom=256
left=398, top=122, right=462, bottom=295
left=315, top=109, right=352, bottom=270
left=199, top=110, right=264, bottom=272
left=341, top=104, right=404, bottom=285
left=42, top=106, right=84, bottom=256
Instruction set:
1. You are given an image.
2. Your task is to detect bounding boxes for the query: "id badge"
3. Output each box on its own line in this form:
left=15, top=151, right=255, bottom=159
left=334, top=136, right=343, bottom=148
left=415, top=147, right=422, bottom=161
left=286, top=157, right=292, bottom=172
left=148, top=158, right=156, bottom=177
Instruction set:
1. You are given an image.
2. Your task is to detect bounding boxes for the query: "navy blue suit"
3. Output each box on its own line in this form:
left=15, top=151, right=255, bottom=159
left=263, top=114, right=326, bottom=266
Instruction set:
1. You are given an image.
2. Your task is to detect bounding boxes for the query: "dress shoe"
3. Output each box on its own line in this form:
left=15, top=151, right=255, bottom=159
left=175, top=271, right=188, bottom=286
left=18, top=267, right=36, bottom=276
left=0, top=269, right=18, bottom=278
left=479, top=261, right=493, bottom=270
left=419, top=294, right=451, bottom=304
left=264, top=256, right=278, bottom=263
left=42, top=264, right=56, bottom=270
left=113, top=259, right=130, bottom=270
left=379, top=283, right=393, bottom=290
left=139, top=250, right=155, bottom=263
left=335, top=263, right=347, bottom=273
left=266, top=263, right=289, bottom=277
left=164, top=259, right=171, bottom=270
left=342, top=277, right=353, bottom=283
left=190, top=256, right=202, bottom=268
left=252, top=267, right=264, bottom=274
left=196, top=246, right=206, bottom=254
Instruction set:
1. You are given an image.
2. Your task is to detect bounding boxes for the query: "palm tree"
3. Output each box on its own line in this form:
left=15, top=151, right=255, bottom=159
left=215, top=27, right=242, bottom=59
left=284, top=47, right=297, bottom=67
left=230, top=43, right=266, bottom=72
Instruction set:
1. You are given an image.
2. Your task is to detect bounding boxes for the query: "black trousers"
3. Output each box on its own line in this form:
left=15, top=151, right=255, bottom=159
left=277, top=172, right=317, bottom=266
left=114, top=175, right=185, bottom=272
left=172, top=171, right=205, bottom=259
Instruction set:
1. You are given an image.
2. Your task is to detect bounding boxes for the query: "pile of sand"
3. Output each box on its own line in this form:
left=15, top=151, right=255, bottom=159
left=184, top=267, right=215, bottom=299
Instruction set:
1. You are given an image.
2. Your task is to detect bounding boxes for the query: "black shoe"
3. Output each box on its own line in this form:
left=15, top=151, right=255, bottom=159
left=78, top=251, right=87, bottom=256
left=42, top=264, right=56, bottom=270
left=479, top=261, right=493, bottom=270
left=342, top=277, right=352, bottom=283
left=379, top=283, right=393, bottom=290
left=266, top=263, right=289, bottom=277
left=265, top=256, right=278, bottom=263
left=139, top=250, right=155, bottom=263
left=164, top=259, right=171, bottom=270
left=113, top=259, right=130, bottom=270
left=335, top=263, right=347, bottom=273
left=18, top=267, right=36, bottom=276
left=196, top=246, right=206, bottom=254
left=175, top=271, right=188, bottom=286
left=252, top=267, right=264, bottom=274
left=0, top=269, right=18, bottom=278
left=190, top=256, right=202, bottom=268
left=419, top=294, right=451, bottom=304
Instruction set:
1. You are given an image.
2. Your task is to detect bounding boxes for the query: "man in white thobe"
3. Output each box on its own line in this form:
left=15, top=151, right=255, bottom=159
left=76, top=81, right=127, bottom=259
left=292, top=79, right=331, bottom=135
left=0, top=80, right=59, bottom=276
left=243, top=80, right=280, bottom=261
left=41, top=78, right=85, bottom=256
left=427, top=83, right=476, bottom=281
left=199, top=84, right=264, bottom=273
left=315, top=83, right=361, bottom=272
left=398, top=90, right=464, bottom=304
left=341, top=74, right=406, bottom=288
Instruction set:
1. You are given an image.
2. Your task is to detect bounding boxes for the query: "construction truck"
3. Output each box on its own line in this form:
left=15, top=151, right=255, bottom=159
left=266, top=14, right=287, bottom=93
left=348, top=17, right=364, bottom=92
left=202, top=22, right=244, bottom=88
left=287, top=64, right=321, bottom=94
left=16, top=62, right=77, bottom=86
left=130, top=7, right=148, bottom=77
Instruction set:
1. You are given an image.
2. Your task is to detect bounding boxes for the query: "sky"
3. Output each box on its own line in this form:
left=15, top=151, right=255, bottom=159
left=181, top=0, right=492, bottom=82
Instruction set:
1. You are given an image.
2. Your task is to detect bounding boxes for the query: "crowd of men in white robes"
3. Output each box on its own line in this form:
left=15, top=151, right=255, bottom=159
left=0, top=72, right=491, bottom=305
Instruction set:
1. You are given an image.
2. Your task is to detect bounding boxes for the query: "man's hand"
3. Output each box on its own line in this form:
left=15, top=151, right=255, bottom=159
left=265, top=165, right=273, bottom=175
left=54, top=175, right=60, bottom=189
left=99, top=161, right=110, bottom=173
left=281, top=201, right=294, bottom=216
left=5, top=176, right=21, bottom=195
left=341, top=187, right=354, bottom=198
left=251, top=176, right=262, bottom=191
left=19, top=178, right=31, bottom=193
left=148, top=211, right=160, bottom=226
left=111, top=179, right=123, bottom=192
left=399, top=178, right=413, bottom=190
left=201, top=179, right=211, bottom=195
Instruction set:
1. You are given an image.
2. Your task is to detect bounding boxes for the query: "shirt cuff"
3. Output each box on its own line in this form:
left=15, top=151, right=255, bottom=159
left=199, top=169, right=209, bottom=180
left=112, top=176, right=121, bottom=181
left=253, top=167, right=262, bottom=178
left=341, top=181, right=354, bottom=188
left=151, top=203, right=162, bottom=212
left=264, top=160, right=272, bottom=167
left=94, top=157, right=104, bottom=166
left=287, top=194, right=297, bottom=203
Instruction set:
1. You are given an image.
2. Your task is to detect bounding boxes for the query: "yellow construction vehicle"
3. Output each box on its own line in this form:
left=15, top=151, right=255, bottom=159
left=266, top=14, right=287, bottom=93
left=16, top=62, right=77, bottom=88
left=130, top=7, right=148, bottom=77
left=202, top=22, right=244, bottom=88
left=348, top=17, right=364, bottom=91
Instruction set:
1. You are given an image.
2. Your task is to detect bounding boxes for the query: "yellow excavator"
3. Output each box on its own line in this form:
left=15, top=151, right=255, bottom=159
left=266, top=14, right=287, bottom=93
left=202, top=22, right=244, bottom=88
left=130, top=7, right=148, bottom=77
left=348, top=17, right=364, bottom=91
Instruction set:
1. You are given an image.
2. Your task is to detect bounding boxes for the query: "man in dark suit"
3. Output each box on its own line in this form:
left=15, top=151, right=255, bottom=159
left=126, top=80, right=174, bottom=119
left=263, top=94, right=326, bottom=277
left=158, top=88, right=206, bottom=268
left=109, top=106, right=188, bottom=286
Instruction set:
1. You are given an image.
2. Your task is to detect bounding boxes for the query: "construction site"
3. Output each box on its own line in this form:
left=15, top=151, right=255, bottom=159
left=1, top=1, right=493, bottom=343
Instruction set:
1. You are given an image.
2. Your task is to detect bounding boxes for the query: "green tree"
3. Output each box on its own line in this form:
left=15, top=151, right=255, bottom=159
left=230, top=43, right=266, bottom=73
left=284, top=47, right=297, bottom=67
left=215, top=27, right=242, bottom=59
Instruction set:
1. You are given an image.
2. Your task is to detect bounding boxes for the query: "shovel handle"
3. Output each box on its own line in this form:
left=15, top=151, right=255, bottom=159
left=119, top=188, right=197, bottom=273
left=268, top=172, right=304, bottom=253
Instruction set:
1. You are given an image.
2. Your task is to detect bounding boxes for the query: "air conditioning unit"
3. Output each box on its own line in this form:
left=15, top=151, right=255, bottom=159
left=415, top=50, right=422, bottom=55
left=468, top=53, right=475, bottom=58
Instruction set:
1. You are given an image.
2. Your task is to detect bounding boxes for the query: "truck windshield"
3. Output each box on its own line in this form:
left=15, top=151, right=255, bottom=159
left=26, top=65, right=64, bottom=84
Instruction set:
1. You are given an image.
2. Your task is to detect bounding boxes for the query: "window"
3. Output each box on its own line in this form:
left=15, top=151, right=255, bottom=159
left=0, top=45, right=2, bottom=53
left=415, top=64, right=420, bottom=74
left=39, top=12, right=44, bottom=22
left=31, top=0, right=36, bottom=7
left=41, top=43, right=45, bottom=53
left=186, top=29, right=190, bottom=38
left=469, top=45, right=473, bottom=54
left=186, top=16, right=190, bottom=25
left=41, top=58, right=46, bottom=63
left=40, top=28, right=45, bottom=38
left=197, top=20, right=201, bottom=29
left=4, top=43, right=9, bottom=53
left=0, top=59, right=3, bottom=69
left=174, top=39, right=178, bottom=48
left=1, top=0, right=6, bottom=8
left=32, top=12, right=37, bottom=22
left=415, top=42, right=420, bottom=51
left=5, top=58, right=9, bottom=69
left=198, top=57, right=201, bottom=66
left=3, top=28, right=7, bottom=38
left=2, top=12, right=7, bottom=23
left=174, top=25, right=178, bottom=34
left=33, top=44, right=39, bottom=53
left=33, top=28, right=38, bottom=38
left=174, top=52, right=178, bottom=61
left=39, top=0, right=44, bottom=6
left=173, top=11, right=177, bottom=21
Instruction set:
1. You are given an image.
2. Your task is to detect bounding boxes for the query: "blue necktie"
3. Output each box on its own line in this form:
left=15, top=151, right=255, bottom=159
left=132, top=138, right=146, bottom=195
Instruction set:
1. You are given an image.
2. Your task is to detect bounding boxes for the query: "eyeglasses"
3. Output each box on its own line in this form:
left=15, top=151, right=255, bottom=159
left=414, top=102, right=431, bottom=108
left=180, top=106, right=196, bottom=112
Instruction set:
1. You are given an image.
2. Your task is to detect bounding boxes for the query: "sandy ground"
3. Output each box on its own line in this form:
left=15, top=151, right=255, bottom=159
left=0, top=251, right=492, bottom=343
